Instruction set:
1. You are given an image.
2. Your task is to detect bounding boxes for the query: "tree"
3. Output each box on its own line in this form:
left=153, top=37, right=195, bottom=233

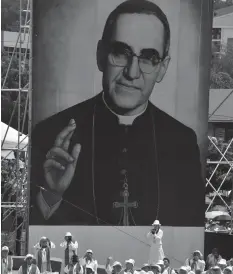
left=1, top=50, right=29, bottom=134
left=210, top=43, right=233, bottom=89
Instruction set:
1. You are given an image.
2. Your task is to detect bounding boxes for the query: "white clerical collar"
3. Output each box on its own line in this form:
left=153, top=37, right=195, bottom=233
left=102, top=92, right=148, bottom=125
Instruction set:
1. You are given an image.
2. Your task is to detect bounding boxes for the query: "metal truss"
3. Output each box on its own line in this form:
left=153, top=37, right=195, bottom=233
left=205, top=136, right=233, bottom=234
left=1, top=0, right=32, bottom=255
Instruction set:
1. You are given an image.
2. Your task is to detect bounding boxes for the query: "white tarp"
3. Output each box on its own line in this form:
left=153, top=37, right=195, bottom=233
left=1, top=122, right=28, bottom=159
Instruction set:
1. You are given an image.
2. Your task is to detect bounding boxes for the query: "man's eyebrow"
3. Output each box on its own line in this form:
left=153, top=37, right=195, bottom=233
left=140, top=48, right=160, bottom=57
left=111, top=40, right=132, bottom=51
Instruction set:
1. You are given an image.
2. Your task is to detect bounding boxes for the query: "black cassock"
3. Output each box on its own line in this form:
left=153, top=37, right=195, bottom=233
left=30, top=92, right=205, bottom=226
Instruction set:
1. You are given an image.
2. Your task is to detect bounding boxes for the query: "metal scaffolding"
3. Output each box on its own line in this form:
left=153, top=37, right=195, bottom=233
left=1, top=0, right=32, bottom=255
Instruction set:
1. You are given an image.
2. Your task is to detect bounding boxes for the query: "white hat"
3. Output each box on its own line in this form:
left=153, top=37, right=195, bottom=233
left=65, top=232, right=72, bottom=237
left=86, top=249, right=93, bottom=254
left=2, top=246, right=9, bottom=251
left=218, top=259, right=227, bottom=266
left=179, top=266, right=188, bottom=272
left=193, top=250, right=203, bottom=257
left=152, top=220, right=160, bottom=226
left=153, top=265, right=161, bottom=272
left=24, top=254, right=34, bottom=261
left=157, top=260, right=164, bottom=265
left=142, top=264, right=150, bottom=269
left=211, top=266, right=221, bottom=270
left=86, top=265, right=94, bottom=272
left=113, top=261, right=122, bottom=267
left=125, top=259, right=135, bottom=266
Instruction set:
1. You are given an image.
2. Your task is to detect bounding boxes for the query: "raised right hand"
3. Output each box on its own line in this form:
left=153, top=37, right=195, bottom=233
left=43, top=119, right=81, bottom=197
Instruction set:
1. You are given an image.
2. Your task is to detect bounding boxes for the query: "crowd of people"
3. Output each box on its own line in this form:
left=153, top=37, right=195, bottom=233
left=1, top=231, right=233, bottom=274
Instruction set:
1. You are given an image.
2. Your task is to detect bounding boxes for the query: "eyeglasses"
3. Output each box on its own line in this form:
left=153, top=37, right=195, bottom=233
left=108, top=41, right=163, bottom=74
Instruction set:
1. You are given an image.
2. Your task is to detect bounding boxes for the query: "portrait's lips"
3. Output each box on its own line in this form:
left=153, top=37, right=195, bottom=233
left=116, top=82, right=141, bottom=91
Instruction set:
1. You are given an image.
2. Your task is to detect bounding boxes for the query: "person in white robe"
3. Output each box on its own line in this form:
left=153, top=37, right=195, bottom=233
left=80, top=250, right=98, bottom=274
left=147, top=220, right=165, bottom=264
left=150, top=264, right=161, bottom=274
left=218, top=260, right=227, bottom=272
left=64, top=254, right=84, bottom=274
left=140, top=264, right=150, bottom=274
left=1, top=246, right=13, bottom=274
left=60, top=232, right=79, bottom=268
left=185, top=250, right=205, bottom=272
left=18, top=254, right=40, bottom=274
left=105, top=257, right=123, bottom=274
left=34, top=236, right=55, bottom=273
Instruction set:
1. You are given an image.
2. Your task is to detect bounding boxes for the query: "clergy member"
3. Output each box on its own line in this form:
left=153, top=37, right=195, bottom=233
left=60, top=232, right=79, bottom=268
left=147, top=220, right=164, bottom=264
left=1, top=246, right=13, bottom=274
left=80, top=250, right=98, bottom=274
left=18, top=254, right=40, bottom=274
left=106, top=257, right=123, bottom=274
left=30, top=0, right=204, bottom=226
left=64, top=254, right=84, bottom=274
left=34, top=236, right=55, bottom=273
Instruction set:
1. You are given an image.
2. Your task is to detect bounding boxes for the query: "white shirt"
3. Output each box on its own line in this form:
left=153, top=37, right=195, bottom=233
left=163, top=267, right=176, bottom=274
left=64, top=264, right=84, bottom=274
left=18, top=265, right=40, bottom=274
left=185, top=259, right=205, bottom=272
left=80, top=258, right=98, bottom=274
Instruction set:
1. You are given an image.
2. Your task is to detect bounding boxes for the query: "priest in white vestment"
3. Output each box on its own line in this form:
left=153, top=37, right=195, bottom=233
left=147, top=220, right=165, bottom=264
left=80, top=250, right=98, bottom=274
left=18, top=254, right=40, bottom=274
left=1, top=246, right=13, bottom=274
left=60, top=232, right=79, bottom=268
left=124, top=259, right=139, bottom=274
left=64, top=254, right=84, bottom=274
left=106, top=257, right=123, bottom=274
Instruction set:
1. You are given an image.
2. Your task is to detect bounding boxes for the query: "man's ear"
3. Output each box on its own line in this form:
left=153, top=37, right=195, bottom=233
left=156, top=55, right=171, bottom=83
left=97, top=40, right=106, bottom=72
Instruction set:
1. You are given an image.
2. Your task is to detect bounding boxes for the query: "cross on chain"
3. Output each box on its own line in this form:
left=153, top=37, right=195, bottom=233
left=113, top=172, right=138, bottom=226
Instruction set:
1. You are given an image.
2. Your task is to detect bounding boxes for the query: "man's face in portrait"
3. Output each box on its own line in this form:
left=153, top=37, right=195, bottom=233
left=99, top=13, right=170, bottom=114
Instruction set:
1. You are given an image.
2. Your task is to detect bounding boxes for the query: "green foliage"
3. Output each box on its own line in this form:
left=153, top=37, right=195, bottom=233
left=1, top=50, right=29, bottom=134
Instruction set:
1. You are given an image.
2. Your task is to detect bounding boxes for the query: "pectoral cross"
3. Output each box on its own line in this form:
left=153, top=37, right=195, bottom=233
left=113, top=189, right=138, bottom=226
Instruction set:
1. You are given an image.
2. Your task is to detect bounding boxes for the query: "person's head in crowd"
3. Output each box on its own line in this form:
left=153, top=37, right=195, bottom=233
left=86, top=265, right=95, bottom=274
left=152, top=220, right=161, bottom=231
left=223, top=267, right=233, bottom=274
left=179, top=266, right=188, bottom=274
left=142, top=263, right=150, bottom=272
left=163, top=258, right=170, bottom=269
left=39, top=236, right=48, bottom=248
left=150, top=264, right=161, bottom=274
left=1, top=246, right=9, bottom=258
left=97, top=0, right=170, bottom=115
left=125, top=259, right=135, bottom=271
left=25, top=254, right=34, bottom=265
left=65, top=232, right=73, bottom=242
left=157, top=260, right=164, bottom=272
left=212, top=249, right=220, bottom=258
left=229, top=260, right=233, bottom=267
left=211, top=266, right=222, bottom=274
left=218, top=260, right=227, bottom=271
left=112, top=261, right=122, bottom=274
left=85, top=249, right=93, bottom=260
left=193, top=251, right=203, bottom=261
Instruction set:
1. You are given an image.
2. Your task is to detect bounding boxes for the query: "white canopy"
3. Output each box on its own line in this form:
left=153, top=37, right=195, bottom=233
left=1, top=122, right=28, bottom=159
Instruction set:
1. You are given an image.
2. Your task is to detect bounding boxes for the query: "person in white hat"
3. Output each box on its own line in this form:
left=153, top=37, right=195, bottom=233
left=218, top=259, right=227, bottom=272
left=179, top=266, right=189, bottom=274
left=60, top=232, right=79, bottom=268
left=33, top=236, right=55, bottom=273
left=150, top=264, right=161, bottom=274
left=64, top=254, right=84, bottom=274
left=210, top=266, right=222, bottom=274
left=206, top=249, right=222, bottom=270
left=105, top=257, right=123, bottom=274
left=185, top=250, right=205, bottom=272
left=18, top=254, right=40, bottom=274
left=124, top=259, right=138, bottom=274
left=80, top=249, right=98, bottom=274
left=141, top=264, right=150, bottom=274
left=147, top=220, right=164, bottom=264
left=1, top=246, right=13, bottom=274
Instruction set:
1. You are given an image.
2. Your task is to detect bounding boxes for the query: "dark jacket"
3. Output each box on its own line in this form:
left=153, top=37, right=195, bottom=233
left=30, top=92, right=205, bottom=226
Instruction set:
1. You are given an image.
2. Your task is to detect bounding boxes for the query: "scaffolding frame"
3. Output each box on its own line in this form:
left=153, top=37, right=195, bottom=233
left=1, top=0, right=32, bottom=255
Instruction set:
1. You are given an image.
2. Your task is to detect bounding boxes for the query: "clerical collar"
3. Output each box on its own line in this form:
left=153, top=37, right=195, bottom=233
left=102, top=92, right=148, bottom=125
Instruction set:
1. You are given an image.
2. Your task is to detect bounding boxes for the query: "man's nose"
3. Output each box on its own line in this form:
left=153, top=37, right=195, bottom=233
left=124, top=56, right=141, bottom=80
